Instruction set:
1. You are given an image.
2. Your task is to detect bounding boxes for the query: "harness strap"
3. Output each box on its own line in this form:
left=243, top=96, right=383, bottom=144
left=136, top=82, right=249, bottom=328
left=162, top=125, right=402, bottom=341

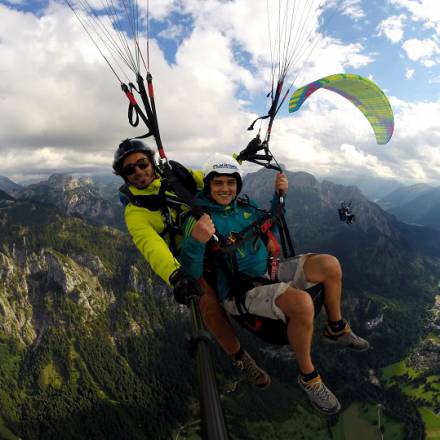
left=215, top=202, right=292, bottom=259
left=156, top=180, right=178, bottom=256
left=208, top=230, right=274, bottom=316
left=119, top=181, right=187, bottom=256
left=279, top=212, right=295, bottom=257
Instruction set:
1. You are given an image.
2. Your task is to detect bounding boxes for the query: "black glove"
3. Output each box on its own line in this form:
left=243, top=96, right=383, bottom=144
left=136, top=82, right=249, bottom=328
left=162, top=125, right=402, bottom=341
left=170, top=269, right=201, bottom=306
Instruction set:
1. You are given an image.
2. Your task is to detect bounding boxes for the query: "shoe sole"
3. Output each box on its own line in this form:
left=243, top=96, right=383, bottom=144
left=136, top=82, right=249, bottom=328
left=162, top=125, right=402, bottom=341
left=322, top=336, right=370, bottom=352
left=253, top=375, right=272, bottom=389
left=309, top=399, right=341, bottom=415
left=298, top=378, right=342, bottom=415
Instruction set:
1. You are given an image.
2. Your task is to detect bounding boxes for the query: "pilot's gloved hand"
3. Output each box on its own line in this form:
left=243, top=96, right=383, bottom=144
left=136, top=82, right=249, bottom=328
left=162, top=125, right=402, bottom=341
left=170, top=269, right=201, bottom=306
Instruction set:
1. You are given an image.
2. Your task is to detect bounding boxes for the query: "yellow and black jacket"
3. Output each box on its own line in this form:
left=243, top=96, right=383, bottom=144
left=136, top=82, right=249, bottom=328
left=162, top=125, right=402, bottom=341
left=123, top=169, right=204, bottom=286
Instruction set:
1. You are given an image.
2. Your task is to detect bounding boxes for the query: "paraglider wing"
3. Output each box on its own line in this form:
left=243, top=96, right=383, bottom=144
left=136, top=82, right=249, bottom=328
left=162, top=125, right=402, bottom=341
left=288, top=73, right=394, bottom=145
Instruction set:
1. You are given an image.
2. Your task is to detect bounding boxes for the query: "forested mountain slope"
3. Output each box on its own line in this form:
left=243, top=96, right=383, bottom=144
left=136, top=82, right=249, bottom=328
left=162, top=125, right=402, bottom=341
left=0, top=195, right=198, bottom=439
left=0, top=171, right=438, bottom=439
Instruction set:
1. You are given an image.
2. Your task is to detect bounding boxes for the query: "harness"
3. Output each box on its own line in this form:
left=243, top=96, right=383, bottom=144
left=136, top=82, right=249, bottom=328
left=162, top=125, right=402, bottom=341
left=209, top=195, right=292, bottom=253
left=205, top=196, right=324, bottom=345
left=119, top=160, right=198, bottom=256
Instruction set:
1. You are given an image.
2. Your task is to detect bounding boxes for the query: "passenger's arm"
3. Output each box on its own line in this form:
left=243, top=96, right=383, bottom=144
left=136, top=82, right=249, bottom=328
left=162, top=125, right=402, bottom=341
left=180, top=214, right=213, bottom=280
left=270, top=173, right=288, bottom=212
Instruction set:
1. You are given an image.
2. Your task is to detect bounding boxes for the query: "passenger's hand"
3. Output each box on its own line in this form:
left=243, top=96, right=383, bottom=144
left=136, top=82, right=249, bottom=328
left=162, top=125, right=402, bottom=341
left=170, top=269, right=201, bottom=306
left=275, top=173, right=288, bottom=194
left=191, top=213, right=216, bottom=243
left=266, top=237, right=279, bottom=256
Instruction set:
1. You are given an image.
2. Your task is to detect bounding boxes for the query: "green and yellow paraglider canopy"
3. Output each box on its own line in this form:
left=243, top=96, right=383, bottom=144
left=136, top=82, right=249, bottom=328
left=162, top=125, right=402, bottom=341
left=288, top=73, right=394, bottom=145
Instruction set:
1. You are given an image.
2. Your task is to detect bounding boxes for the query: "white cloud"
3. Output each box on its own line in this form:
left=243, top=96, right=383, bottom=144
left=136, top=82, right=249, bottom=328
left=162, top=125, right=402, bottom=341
left=391, top=0, right=440, bottom=35
left=402, top=38, right=440, bottom=66
left=405, top=68, right=415, bottom=79
left=390, top=1, right=440, bottom=70
left=340, top=144, right=394, bottom=177
left=138, top=0, right=179, bottom=21
left=158, top=24, right=186, bottom=40
left=339, top=0, right=365, bottom=20
left=377, top=14, right=406, bottom=43
left=0, top=1, right=438, bottom=185
left=0, top=2, right=256, bottom=178
left=383, top=98, right=440, bottom=181
left=430, top=75, right=440, bottom=83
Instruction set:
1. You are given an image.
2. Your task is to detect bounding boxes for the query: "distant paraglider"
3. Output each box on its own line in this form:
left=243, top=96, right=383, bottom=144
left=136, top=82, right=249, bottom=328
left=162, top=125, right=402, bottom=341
left=338, top=201, right=355, bottom=224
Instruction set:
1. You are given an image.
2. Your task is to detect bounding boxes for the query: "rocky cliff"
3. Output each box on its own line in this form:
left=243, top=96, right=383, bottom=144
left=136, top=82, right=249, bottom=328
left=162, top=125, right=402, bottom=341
left=0, top=196, right=197, bottom=439
left=16, top=173, right=124, bottom=229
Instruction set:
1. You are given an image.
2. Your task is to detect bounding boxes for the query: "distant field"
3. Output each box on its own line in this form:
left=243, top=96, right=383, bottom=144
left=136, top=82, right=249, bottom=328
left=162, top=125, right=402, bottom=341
left=382, top=360, right=418, bottom=381
left=332, top=402, right=404, bottom=440
left=427, top=332, right=440, bottom=343
left=381, top=359, right=440, bottom=439
left=420, top=407, right=440, bottom=440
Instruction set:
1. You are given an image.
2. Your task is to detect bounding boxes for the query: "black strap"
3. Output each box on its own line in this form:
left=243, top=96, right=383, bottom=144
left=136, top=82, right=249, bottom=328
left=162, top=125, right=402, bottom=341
left=119, top=183, right=185, bottom=211
left=207, top=231, right=273, bottom=316
left=159, top=163, right=204, bottom=219
left=128, top=100, right=140, bottom=127
left=236, top=136, right=282, bottom=172
left=214, top=202, right=293, bottom=258
left=279, top=213, right=295, bottom=258
left=156, top=180, right=183, bottom=256
left=122, top=82, right=153, bottom=138
left=119, top=182, right=185, bottom=256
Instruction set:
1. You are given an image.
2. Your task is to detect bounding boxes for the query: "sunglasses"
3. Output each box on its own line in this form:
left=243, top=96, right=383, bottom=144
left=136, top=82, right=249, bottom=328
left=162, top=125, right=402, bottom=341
left=123, top=158, right=150, bottom=176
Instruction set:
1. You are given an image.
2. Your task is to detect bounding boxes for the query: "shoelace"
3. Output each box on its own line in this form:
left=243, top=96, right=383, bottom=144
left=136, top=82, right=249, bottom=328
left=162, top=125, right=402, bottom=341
left=241, top=356, right=263, bottom=381
left=348, top=332, right=366, bottom=345
left=304, top=380, right=332, bottom=402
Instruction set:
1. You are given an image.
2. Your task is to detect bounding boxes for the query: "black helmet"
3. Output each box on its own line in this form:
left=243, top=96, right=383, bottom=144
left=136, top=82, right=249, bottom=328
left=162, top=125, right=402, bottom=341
left=112, top=139, right=155, bottom=176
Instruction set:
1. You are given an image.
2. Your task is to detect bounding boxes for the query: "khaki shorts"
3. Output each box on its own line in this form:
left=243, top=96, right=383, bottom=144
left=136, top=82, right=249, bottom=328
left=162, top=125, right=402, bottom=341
left=222, top=253, right=317, bottom=322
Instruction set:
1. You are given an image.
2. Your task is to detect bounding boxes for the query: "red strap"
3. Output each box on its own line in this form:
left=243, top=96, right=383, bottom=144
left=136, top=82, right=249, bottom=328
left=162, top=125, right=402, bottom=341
left=124, top=90, right=138, bottom=106
left=264, top=228, right=280, bottom=256
left=246, top=318, right=262, bottom=331
left=148, top=82, right=154, bottom=97
left=260, top=219, right=273, bottom=233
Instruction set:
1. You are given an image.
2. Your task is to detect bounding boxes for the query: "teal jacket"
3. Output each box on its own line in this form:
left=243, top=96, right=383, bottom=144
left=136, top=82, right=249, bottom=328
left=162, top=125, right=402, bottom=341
left=180, top=192, right=282, bottom=301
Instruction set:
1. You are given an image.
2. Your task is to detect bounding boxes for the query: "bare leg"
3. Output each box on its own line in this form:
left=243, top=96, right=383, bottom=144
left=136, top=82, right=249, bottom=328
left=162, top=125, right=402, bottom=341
left=303, top=254, right=342, bottom=322
left=275, top=287, right=315, bottom=374
left=198, top=278, right=241, bottom=355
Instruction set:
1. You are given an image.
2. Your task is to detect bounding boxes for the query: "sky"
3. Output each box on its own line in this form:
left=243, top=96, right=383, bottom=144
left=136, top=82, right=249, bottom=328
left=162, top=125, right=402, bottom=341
left=0, top=0, right=439, bottom=185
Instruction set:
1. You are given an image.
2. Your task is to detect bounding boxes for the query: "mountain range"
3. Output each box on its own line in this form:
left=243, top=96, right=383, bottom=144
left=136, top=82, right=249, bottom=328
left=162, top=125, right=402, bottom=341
left=0, top=176, right=23, bottom=196
left=377, top=184, right=440, bottom=231
left=0, top=173, right=125, bottom=230
left=244, top=169, right=440, bottom=294
left=320, top=174, right=403, bottom=201
left=0, top=170, right=438, bottom=439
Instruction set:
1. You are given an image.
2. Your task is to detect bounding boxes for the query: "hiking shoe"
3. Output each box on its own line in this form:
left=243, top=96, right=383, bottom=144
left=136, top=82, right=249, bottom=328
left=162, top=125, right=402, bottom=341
left=298, top=375, right=341, bottom=415
left=322, top=321, right=370, bottom=352
left=233, top=351, right=271, bottom=389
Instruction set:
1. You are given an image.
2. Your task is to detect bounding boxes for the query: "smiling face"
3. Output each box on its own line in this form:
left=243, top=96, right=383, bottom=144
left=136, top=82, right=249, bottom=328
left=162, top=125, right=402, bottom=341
left=122, top=152, right=156, bottom=189
left=209, top=174, right=238, bottom=205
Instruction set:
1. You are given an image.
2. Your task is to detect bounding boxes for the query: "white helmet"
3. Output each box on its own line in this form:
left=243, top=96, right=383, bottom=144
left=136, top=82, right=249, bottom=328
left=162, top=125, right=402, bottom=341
left=203, top=153, right=243, bottom=193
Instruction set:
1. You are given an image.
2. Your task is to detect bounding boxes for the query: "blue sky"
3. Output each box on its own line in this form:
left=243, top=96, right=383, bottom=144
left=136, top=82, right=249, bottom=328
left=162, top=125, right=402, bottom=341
left=0, top=0, right=439, bottom=185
